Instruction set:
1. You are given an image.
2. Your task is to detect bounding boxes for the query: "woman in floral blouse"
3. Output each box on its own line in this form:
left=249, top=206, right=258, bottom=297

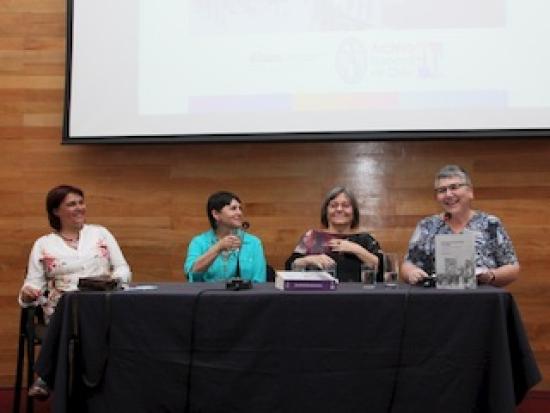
left=19, top=184, right=131, bottom=399
left=402, top=165, right=519, bottom=286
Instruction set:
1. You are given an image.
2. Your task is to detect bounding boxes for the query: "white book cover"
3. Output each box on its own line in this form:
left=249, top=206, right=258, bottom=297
left=435, top=232, right=476, bottom=289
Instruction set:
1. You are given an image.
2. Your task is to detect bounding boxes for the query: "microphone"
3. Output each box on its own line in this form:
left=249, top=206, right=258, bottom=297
left=225, top=221, right=252, bottom=290
left=235, top=221, right=251, bottom=278
left=444, top=212, right=452, bottom=222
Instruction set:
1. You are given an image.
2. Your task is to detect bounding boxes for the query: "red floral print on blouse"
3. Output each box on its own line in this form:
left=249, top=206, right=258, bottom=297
left=97, top=239, right=110, bottom=258
left=40, top=252, right=58, bottom=274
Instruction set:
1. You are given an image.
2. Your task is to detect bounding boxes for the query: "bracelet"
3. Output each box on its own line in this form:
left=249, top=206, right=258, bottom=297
left=488, top=270, right=496, bottom=285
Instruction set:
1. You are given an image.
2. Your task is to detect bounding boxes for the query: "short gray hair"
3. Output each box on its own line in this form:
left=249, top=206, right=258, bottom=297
left=434, top=165, right=472, bottom=187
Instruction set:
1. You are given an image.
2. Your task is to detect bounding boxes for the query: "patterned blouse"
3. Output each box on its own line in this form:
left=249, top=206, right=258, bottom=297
left=19, top=224, right=131, bottom=322
left=405, top=211, right=518, bottom=276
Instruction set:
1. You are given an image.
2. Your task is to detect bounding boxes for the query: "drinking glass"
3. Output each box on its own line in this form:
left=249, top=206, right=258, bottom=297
left=325, top=263, right=337, bottom=280
left=360, top=263, right=377, bottom=289
left=383, top=253, right=399, bottom=287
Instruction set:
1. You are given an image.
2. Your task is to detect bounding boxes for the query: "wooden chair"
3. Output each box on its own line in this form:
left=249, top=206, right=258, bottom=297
left=12, top=304, right=47, bottom=413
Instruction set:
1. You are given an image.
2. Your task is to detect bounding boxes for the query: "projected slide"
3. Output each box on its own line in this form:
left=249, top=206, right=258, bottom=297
left=67, top=0, right=550, bottom=140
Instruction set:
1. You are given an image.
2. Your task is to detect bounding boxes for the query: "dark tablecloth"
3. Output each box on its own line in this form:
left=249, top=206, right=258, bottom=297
left=45, top=283, right=541, bottom=413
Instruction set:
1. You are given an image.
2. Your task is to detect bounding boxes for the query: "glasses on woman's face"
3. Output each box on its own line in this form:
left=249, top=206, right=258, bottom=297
left=328, top=201, right=351, bottom=210
left=434, top=182, right=468, bottom=195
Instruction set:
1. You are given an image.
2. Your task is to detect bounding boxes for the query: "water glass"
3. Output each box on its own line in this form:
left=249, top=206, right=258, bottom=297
left=325, top=263, right=337, bottom=280
left=383, top=253, right=399, bottom=287
left=360, top=263, right=377, bottom=289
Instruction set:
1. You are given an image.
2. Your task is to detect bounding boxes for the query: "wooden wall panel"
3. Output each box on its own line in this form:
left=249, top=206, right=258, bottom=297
left=1, top=0, right=550, bottom=390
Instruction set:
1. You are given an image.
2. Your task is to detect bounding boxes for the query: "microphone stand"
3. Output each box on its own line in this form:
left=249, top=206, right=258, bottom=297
left=225, top=222, right=252, bottom=291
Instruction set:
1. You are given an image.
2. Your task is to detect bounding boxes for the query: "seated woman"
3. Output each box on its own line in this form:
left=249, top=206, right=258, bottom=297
left=401, top=165, right=520, bottom=286
left=19, top=184, right=131, bottom=398
left=184, top=191, right=266, bottom=282
left=285, top=186, right=383, bottom=282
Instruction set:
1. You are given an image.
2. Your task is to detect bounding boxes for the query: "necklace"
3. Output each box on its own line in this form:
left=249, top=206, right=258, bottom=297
left=60, top=234, right=78, bottom=242
left=220, top=249, right=234, bottom=276
left=58, top=232, right=79, bottom=248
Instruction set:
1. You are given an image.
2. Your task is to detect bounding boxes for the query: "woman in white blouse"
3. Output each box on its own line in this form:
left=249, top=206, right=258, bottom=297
left=19, top=184, right=131, bottom=398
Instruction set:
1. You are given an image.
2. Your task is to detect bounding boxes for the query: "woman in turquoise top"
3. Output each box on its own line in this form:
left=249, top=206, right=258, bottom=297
left=184, top=191, right=266, bottom=282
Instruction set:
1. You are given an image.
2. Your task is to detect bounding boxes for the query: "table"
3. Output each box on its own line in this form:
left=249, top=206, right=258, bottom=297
left=44, top=283, right=541, bottom=413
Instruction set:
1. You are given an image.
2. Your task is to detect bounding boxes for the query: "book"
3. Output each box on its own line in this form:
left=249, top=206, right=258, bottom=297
left=275, top=271, right=338, bottom=291
left=435, top=232, right=476, bottom=289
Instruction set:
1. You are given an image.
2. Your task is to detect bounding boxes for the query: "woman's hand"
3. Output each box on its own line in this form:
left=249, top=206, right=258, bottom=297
left=216, top=235, right=242, bottom=252
left=293, top=254, right=336, bottom=270
left=475, top=264, right=519, bottom=287
left=407, top=269, right=429, bottom=285
left=327, top=239, right=361, bottom=255
left=401, top=261, right=428, bottom=284
left=476, top=269, right=495, bottom=285
left=20, top=285, right=42, bottom=303
left=328, top=238, right=379, bottom=267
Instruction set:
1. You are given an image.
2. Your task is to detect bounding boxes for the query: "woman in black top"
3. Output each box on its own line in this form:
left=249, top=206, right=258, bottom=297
left=285, top=186, right=383, bottom=282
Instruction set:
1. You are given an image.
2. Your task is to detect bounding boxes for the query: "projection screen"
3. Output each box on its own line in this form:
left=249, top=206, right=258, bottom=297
left=64, top=0, right=550, bottom=143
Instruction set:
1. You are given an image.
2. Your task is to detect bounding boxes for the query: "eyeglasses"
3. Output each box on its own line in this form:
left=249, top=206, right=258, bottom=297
left=328, top=202, right=351, bottom=209
left=434, top=183, right=468, bottom=195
